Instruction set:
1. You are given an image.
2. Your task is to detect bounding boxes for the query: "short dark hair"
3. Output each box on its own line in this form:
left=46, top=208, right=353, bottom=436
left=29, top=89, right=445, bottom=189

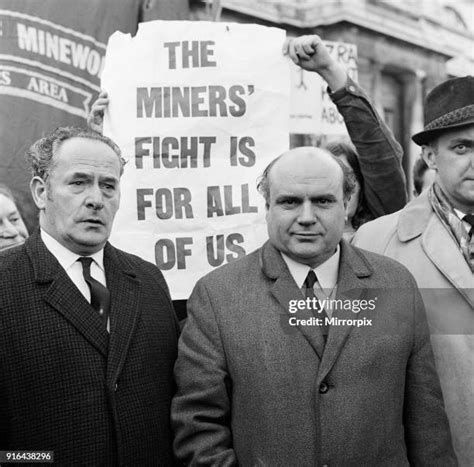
left=26, top=126, right=125, bottom=180
left=324, top=140, right=371, bottom=229
left=324, top=140, right=362, bottom=186
left=413, top=156, right=430, bottom=196
left=257, top=149, right=356, bottom=206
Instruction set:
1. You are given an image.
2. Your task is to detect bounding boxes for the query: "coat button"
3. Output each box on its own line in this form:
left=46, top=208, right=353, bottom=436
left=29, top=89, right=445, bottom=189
left=319, top=382, right=329, bottom=394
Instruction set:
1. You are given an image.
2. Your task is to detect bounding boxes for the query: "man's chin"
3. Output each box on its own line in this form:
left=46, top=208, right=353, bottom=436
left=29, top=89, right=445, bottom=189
left=69, top=233, right=109, bottom=255
left=285, top=247, right=322, bottom=261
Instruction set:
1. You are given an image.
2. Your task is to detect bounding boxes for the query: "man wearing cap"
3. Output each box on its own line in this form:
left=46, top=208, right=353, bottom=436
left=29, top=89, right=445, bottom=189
left=354, top=76, right=474, bottom=465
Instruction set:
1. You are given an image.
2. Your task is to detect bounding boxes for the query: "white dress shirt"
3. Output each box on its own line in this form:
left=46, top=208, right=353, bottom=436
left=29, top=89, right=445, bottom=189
left=40, top=229, right=107, bottom=303
left=281, top=246, right=340, bottom=316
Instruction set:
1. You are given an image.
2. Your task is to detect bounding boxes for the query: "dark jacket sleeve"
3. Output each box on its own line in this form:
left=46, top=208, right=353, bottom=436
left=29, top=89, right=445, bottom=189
left=330, top=77, right=407, bottom=218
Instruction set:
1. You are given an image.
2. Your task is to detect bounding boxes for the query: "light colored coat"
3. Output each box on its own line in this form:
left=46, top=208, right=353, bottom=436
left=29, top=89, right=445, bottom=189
left=172, top=240, right=456, bottom=466
left=354, top=190, right=474, bottom=466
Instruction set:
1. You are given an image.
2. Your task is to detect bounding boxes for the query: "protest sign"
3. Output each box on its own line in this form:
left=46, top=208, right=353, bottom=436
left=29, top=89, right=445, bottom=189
left=102, top=20, right=290, bottom=299
left=290, top=40, right=357, bottom=135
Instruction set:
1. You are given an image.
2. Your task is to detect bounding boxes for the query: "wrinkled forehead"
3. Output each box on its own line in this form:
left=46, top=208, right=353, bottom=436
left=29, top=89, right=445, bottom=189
left=52, top=137, right=122, bottom=173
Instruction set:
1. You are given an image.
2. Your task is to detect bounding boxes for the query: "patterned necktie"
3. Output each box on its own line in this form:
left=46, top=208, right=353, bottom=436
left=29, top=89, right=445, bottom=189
left=464, top=214, right=474, bottom=267
left=78, top=257, right=110, bottom=326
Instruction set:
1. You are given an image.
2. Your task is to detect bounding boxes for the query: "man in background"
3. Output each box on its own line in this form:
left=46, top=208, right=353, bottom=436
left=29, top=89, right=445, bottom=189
left=354, top=76, right=474, bottom=465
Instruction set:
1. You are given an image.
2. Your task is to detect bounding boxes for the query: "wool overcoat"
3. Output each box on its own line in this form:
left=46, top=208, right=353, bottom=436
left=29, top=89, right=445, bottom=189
left=172, top=240, right=456, bottom=466
left=0, top=232, right=179, bottom=466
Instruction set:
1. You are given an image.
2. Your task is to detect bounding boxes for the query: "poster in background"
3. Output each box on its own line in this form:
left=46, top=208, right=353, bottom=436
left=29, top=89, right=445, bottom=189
left=103, top=21, right=290, bottom=299
left=290, top=40, right=358, bottom=135
left=0, top=0, right=189, bottom=233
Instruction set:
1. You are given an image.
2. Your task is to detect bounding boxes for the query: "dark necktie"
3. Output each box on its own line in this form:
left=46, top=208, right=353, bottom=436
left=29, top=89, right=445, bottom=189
left=304, top=270, right=328, bottom=339
left=304, top=270, right=317, bottom=299
left=464, top=214, right=474, bottom=238
left=78, top=257, right=110, bottom=326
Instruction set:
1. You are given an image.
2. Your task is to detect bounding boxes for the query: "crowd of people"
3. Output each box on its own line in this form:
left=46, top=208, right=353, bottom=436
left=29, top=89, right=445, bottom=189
left=1, top=34, right=472, bottom=466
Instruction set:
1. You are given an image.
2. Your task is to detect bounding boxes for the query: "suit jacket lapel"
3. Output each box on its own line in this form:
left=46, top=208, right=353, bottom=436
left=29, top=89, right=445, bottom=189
left=27, top=232, right=108, bottom=357
left=316, top=241, right=373, bottom=383
left=261, top=242, right=326, bottom=360
left=103, top=244, right=142, bottom=387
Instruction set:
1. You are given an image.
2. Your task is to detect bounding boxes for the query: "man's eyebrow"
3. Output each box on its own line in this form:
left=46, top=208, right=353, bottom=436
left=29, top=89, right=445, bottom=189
left=449, top=138, right=473, bottom=145
left=7, top=208, right=20, bottom=217
left=100, top=175, right=119, bottom=184
left=275, top=194, right=301, bottom=202
left=68, top=171, right=92, bottom=179
left=310, top=194, right=337, bottom=201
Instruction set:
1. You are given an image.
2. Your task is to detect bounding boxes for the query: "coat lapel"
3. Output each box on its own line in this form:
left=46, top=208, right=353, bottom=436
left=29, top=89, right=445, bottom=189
left=261, top=242, right=326, bottom=360
left=316, top=241, right=373, bottom=383
left=261, top=240, right=377, bottom=378
left=397, top=192, right=474, bottom=307
left=421, top=216, right=474, bottom=305
left=103, top=244, right=142, bottom=387
left=26, top=232, right=109, bottom=357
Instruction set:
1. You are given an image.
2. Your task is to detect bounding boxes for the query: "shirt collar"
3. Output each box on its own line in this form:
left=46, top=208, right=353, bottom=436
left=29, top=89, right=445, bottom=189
left=281, top=245, right=340, bottom=290
left=453, top=208, right=466, bottom=220
left=453, top=208, right=474, bottom=233
left=40, top=229, right=105, bottom=272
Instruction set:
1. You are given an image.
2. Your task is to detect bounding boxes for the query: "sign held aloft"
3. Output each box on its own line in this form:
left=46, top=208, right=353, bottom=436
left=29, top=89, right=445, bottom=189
left=102, top=21, right=290, bottom=299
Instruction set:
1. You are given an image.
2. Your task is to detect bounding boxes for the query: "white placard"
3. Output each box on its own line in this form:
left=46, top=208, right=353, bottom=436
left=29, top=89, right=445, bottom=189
left=102, top=21, right=290, bottom=298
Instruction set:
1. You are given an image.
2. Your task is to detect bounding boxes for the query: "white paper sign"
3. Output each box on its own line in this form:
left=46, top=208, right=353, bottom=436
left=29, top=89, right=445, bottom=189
left=290, top=40, right=358, bottom=135
left=102, top=21, right=290, bottom=299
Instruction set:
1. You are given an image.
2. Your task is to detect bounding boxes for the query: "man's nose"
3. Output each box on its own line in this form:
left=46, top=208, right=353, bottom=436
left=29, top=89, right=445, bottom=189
left=297, top=200, right=316, bottom=224
left=85, top=184, right=105, bottom=209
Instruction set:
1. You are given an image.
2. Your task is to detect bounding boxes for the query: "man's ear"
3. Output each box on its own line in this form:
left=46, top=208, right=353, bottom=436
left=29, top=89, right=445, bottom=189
left=421, top=145, right=438, bottom=171
left=344, top=197, right=350, bottom=221
left=30, top=176, right=48, bottom=210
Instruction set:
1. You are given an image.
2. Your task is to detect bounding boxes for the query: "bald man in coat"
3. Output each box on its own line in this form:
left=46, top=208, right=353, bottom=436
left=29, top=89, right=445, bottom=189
left=172, top=147, right=456, bottom=466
